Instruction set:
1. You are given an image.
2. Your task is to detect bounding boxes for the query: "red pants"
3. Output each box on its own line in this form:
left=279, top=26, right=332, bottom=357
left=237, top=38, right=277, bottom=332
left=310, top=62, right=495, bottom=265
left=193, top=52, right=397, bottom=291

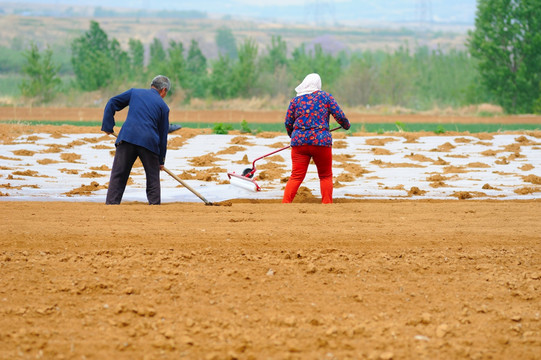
left=282, top=145, right=333, bottom=204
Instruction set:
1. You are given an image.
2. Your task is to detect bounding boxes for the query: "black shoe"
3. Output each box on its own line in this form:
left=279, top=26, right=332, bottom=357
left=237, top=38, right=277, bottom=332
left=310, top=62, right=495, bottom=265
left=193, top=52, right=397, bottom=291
left=168, top=124, right=182, bottom=133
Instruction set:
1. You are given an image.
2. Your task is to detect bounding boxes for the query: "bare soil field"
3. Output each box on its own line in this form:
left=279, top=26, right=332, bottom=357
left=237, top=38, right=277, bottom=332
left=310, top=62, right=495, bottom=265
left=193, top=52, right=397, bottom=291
left=1, top=111, right=540, bottom=359
left=1, top=200, right=540, bottom=359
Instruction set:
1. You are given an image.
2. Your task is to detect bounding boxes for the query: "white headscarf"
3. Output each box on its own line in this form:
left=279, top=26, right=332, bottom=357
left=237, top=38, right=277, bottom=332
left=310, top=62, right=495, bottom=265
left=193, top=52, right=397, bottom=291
left=295, top=73, right=322, bottom=96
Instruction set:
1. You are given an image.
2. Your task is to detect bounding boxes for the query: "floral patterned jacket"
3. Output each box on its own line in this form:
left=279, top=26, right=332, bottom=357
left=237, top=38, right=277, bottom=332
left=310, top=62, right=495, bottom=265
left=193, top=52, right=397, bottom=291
left=285, top=90, right=350, bottom=147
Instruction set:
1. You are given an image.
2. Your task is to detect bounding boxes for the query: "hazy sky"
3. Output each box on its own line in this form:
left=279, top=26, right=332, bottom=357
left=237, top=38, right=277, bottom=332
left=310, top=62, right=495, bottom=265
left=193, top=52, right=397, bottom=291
left=16, top=0, right=478, bottom=25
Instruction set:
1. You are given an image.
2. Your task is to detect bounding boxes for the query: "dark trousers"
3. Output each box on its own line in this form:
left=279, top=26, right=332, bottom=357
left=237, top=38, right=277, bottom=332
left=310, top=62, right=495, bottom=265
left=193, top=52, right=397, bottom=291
left=106, top=142, right=161, bottom=205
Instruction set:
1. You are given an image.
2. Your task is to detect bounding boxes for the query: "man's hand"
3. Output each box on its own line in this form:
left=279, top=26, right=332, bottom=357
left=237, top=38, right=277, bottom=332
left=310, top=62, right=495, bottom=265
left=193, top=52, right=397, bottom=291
left=160, top=165, right=164, bottom=171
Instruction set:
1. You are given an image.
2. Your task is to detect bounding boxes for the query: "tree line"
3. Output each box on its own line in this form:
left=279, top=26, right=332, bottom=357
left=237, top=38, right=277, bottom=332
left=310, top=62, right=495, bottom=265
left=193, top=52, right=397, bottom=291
left=18, top=0, right=541, bottom=114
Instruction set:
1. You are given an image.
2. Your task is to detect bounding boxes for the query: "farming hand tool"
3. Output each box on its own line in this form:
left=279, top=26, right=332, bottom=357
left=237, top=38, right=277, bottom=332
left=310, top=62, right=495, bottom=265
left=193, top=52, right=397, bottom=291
left=227, top=126, right=342, bottom=192
left=109, top=132, right=214, bottom=205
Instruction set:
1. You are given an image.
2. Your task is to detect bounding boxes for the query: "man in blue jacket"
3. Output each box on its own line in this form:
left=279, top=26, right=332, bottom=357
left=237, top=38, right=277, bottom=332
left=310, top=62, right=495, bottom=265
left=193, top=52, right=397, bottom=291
left=101, top=75, right=171, bottom=205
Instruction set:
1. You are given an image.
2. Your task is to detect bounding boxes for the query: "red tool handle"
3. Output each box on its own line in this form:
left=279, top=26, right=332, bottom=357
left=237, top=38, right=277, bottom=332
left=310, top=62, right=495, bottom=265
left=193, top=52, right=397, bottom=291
left=250, top=125, right=343, bottom=169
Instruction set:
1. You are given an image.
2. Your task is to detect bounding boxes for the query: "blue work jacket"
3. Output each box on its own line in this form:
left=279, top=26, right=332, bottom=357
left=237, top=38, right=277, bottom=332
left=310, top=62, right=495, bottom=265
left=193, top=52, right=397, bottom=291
left=101, top=88, right=169, bottom=164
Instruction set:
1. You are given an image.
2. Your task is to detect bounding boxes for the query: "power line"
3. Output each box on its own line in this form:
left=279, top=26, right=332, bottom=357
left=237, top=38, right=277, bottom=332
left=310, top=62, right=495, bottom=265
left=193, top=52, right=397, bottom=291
left=304, top=0, right=336, bottom=26
left=416, top=0, right=433, bottom=29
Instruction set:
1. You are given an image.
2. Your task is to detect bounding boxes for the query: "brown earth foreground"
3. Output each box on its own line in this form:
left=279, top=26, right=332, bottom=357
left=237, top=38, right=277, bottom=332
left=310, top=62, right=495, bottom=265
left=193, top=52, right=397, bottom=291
left=1, top=200, right=540, bottom=359
left=1, top=109, right=540, bottom=359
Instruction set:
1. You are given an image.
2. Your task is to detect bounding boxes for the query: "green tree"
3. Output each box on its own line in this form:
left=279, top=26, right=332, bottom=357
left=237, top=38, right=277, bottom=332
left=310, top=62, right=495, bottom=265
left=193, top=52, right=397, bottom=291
left=71, top=20, right=114, bottom=91
left=185, top=39, right=208, bottom=98
left=208, top=55, right=233, bottom=99
left=258, top=35, right=291, bottom=97
left=290, top=44, right=313, bottom=82
left=216, top=26, right=237, bottom=59
left=535, top=81, right=541, bottom=113
left=165, top=40, right=186, bottom=95
left=411, top=46, right=481, bottom=109
left=468, top=0, right=541, bottom=113
left=231, top=38, right=258, bottom=97
left=258, top=64, right=292, bottom=98
left=260, top=35, right=288, bottom=73
left=148, top=38, right=168, bottom=75
left=109, top=38, right=130, bottom=81
left=311, top=45, right=343, bottom=92
left=19, top=42, right=61, bottom=103
left=335, top=52, right=379, bottom=106
left=289, top=43, right=343, bottom=94
left=128, top=38, right=145, bottom=79
left=379, top=47, right=415, bottom=106
left=0, top=46, right=25, bottom=72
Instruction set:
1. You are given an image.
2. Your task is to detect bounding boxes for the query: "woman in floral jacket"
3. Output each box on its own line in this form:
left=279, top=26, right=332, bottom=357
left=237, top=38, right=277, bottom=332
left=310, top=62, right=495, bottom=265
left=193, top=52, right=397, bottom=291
left=282, top=73, right=350, bottom=204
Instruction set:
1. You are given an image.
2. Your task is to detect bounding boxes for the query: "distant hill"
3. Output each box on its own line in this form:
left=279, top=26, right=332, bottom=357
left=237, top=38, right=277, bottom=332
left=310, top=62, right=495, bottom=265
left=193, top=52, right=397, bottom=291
left=3, top=0, right=477, bottom=26
left=0, top=14, right=470, bottom=62
left=0, top=0, right=473, bottom=67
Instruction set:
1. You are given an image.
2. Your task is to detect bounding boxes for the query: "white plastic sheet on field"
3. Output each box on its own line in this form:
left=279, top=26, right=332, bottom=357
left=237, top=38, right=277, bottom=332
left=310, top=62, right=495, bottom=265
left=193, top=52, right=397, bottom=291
left=0, top=132, right=540, bottom=203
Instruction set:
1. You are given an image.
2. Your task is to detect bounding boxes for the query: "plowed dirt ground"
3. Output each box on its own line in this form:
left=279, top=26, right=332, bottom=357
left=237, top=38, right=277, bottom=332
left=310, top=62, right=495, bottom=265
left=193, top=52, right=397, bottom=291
left=1, top=201, right=540, bottom=359
left=1, top=109, right=540, bottom=359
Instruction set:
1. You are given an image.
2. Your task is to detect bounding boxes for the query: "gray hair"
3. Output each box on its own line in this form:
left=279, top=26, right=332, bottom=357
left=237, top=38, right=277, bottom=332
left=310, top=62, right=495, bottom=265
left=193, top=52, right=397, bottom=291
left=151, top=75, right=171, bottom=92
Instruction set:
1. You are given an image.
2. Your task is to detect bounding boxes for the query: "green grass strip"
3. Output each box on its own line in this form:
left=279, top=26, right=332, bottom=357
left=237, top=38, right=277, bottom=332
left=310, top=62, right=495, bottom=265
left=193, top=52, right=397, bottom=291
left=1, top=120, right=539, bottom=134
left=358, top=122, right=540, bottom=133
